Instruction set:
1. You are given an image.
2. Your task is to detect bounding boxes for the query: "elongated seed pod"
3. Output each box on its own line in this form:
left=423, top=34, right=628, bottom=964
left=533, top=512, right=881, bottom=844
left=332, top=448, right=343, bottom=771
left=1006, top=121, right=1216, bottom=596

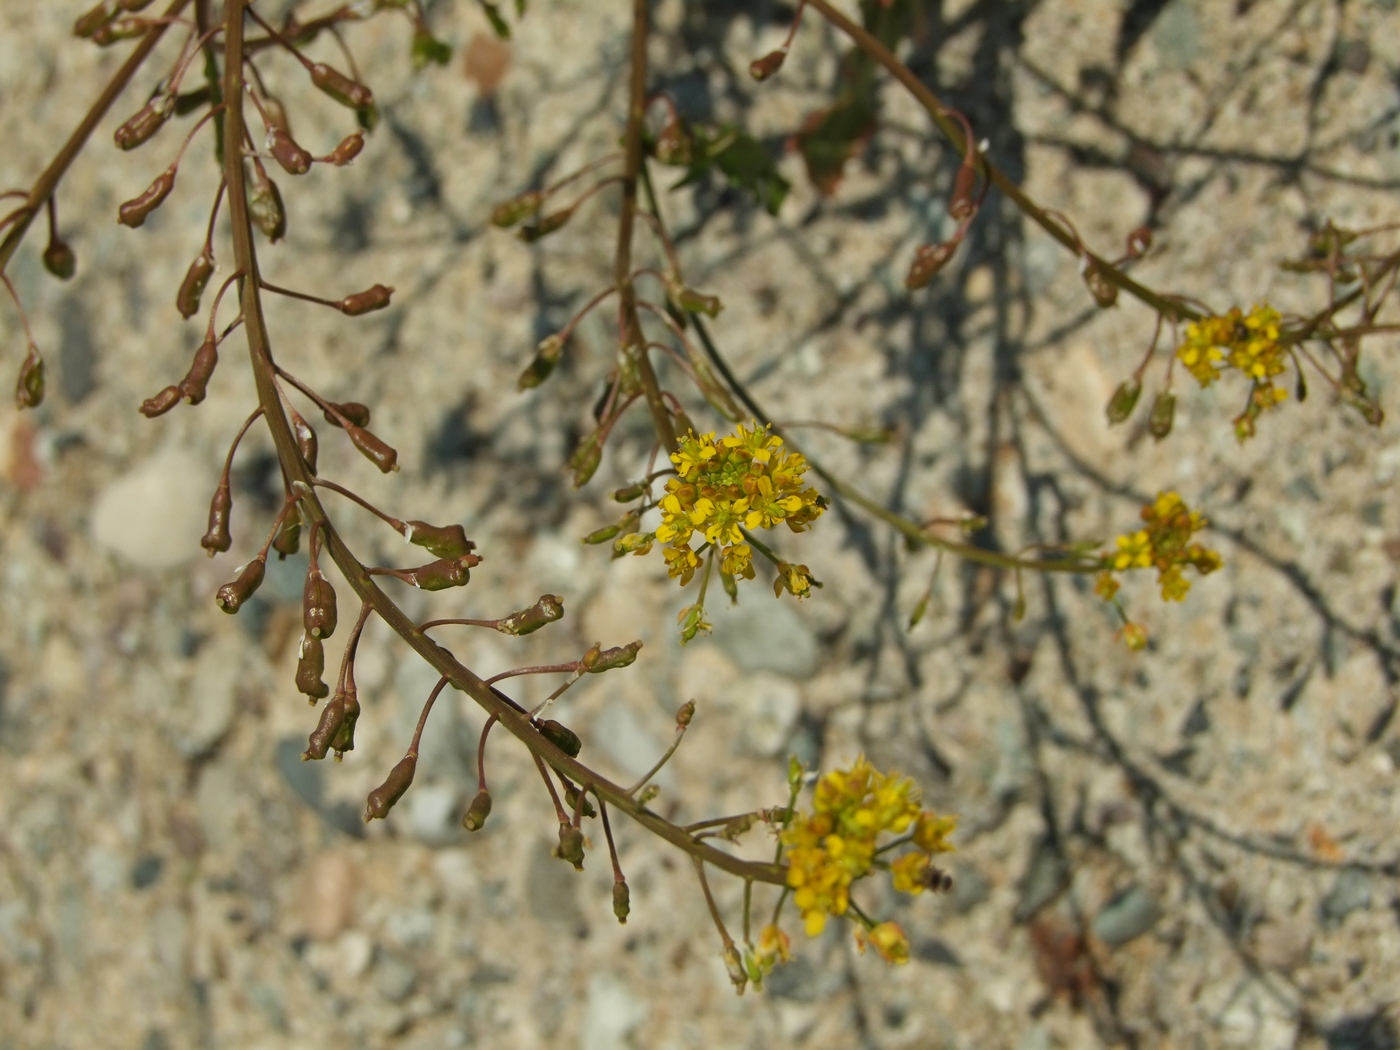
left=117, top=169, right=175, bottom=228
left=295, top=633, right=329, bottom=700
left=140, top=384, right=181, bottom=418
left=267, top=127, right=312, bottom=176
left=176, top=252, right=214, bottom=319
left=114, top=95, right=173, bottom=151
left=14, top=347, right=44, bottom=409
left=346, top=424, right=397, bottom=473
left=200, top=478, right=232, bottom=555
left=216, top=557, right=265, bottom=614
left=179, top=334, right=218, bottom=404
left=364, top=755, right=417, bottom=821
left=302, top=568, right=338, bottom=638
left=308, top=63, right=373, bottom=109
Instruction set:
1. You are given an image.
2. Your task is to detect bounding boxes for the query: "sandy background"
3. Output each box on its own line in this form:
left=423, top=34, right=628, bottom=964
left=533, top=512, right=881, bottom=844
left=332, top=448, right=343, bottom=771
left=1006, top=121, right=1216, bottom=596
left=1, top=1, right=1398, bottom=1047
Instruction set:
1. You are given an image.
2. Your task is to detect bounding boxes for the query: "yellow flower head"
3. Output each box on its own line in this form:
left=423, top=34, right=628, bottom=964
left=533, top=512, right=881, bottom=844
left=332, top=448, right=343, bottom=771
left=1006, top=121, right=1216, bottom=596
left=1099, top=491, right=1222, bottom=604
left=862, top=922, right=911, bottom=965
left=654, top=423, right=826, bottom=593
left=1174, top=304, right=1289, bottom=440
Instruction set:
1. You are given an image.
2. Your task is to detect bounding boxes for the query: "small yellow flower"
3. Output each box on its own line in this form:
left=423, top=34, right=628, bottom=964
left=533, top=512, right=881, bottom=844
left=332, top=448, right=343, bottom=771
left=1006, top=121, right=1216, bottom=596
left=1098, top=492, right=1222, bottom=606
left=912, top=810, right=957, bottom=854
left=1174, top=304, right=1289, bottom=440
left=891, top=852, right=930, bottom=894
left=1119, top=621, right=1148, bottom=650
left=865, top=922, right=911, bottom=965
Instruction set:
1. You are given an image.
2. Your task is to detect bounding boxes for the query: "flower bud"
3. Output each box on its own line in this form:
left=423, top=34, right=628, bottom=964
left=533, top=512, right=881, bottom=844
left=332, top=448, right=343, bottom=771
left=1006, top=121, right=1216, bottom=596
left=140, top=384, right=181, bottom=417
left=563, top=784, right=596, bottom=819
left=569, top=433, right=602, bottom=488
left=1118, top=622, right=1148, bottom=651
left=14, top=346, right=44, bottom=409
left=291, top=409, right=318, bottom=472
left=723, top=945, right=748, bottom=994
left=266, top=127, right=312, bottom=176
left=346, top=424, right=398, bottom=472
left=117, top=169, right=175, bottom=228
left=324, top=401, right=371, bottom=428
left=176, top=251, right=214, bottom=319
left=200, top=478, right=232, bottom=555
left=91, top=16, right=148, bottom=45
left=179, top=333, right=218, bottom=404
left=535, top=718, right=582, bottom=757
left=612, top=879, right=630, bottom=924
left=496, top=594, right=565, bottom=636
left=114, top=95, right=174, bottom=150
left=43, top=237, right=77, bottom=281
left=638, top=784, right=660, bottom=805
left=216, top=557, right=266, bottom=614
left=302, top=693, right=346, bottom=761
left=327, top=131, right=364, bottom=166
left=74, top=0, right=118, bottom=38
left=668, top=284, right=723, bottom=318
left=303, top=568, right=338, bottom=638
left=749, top=48, right=787, bottom=81
left=583, top=522, right=622, bottom=545
left=905, top=241, right=956, bottom=289
left=517, top=208, right=575, bottom=243
left=406, top=554, right=477, bottom=591
left=364, top=754, right=417, bottom=821
left=309, top=62, right=374, bottom=110
left=1148, top=390, right=1175, bottom=440
left=404, top=520, right=475, bottom=559
left=490, top=191, right=543, bottom=229
left=612, top=532, right=655, bottom=557
left=462, top=788, right=492, bottom=831
left=328, top=688, right=360, bottom=757
left=272, top=515, right=301, bottom=558
left=675, top=699, right=695, bottom=727
left=248, top=162, right=286, bottom=242
left=411, top=27, right=453, bottom=69
left=1083, top=264, right=1118, bottom=308
left=295, top=633, right=329, bottom=700
left=338, top=284, right=393, bottom=316
left=517, top=334, right=564, bottom=390
left=611, top=482, right=647, bottom=503
left=582, top=640, right=642, bottom=673
left=554, top=823, right=585, bottom=870
left=1104, top=378, right=1142, bottom=425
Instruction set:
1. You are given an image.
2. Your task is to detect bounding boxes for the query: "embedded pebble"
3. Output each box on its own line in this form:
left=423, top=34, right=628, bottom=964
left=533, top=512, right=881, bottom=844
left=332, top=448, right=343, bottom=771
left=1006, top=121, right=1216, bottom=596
left=91, top=448, right=209, bottom=569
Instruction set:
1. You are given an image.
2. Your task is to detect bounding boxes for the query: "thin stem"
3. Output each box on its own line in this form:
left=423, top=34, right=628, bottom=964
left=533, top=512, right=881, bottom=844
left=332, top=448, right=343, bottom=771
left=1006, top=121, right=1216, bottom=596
left=532, top=751, right=570, bottom=824
left=693, top=858, right=736, bottom=951
left=624, top=722, right=690, bottom=797
left=475, top=713, right=498, bottom=790
left=311, top=477, right=406, bottom=531
left=407, top=675, right=450, bottom=757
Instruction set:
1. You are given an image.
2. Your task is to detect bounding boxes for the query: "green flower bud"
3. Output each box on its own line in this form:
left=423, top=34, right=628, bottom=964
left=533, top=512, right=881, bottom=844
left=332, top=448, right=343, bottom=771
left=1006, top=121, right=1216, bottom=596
left=1105, top=379, right=1142, bottom=425
left=404, top=520, right=475, bottom=560
left=517, top=334, right=564, bottom=390
left=248, top=161, right=286, bottom=242
left=490, top=191, right=543, bottom=229
left=462, top=788, right=492, bottom=831
left=365, top=754, right=417, bottom=821
left=612, top=879, right=630, bottom=924
left=517, top=207, right=575, bottom=243
left=406, top=554, right=479, bottom=591
left=411, top=27, right=452, bottom=69
left=554, top=823, right=585, bottom=870
left=563, top=785, right=596, bottom=819
left=43, top=237, right=77, bottom=281
left=73, top=0, right=119, bottom=38
left=1148, top=390, right=1176, bottom=440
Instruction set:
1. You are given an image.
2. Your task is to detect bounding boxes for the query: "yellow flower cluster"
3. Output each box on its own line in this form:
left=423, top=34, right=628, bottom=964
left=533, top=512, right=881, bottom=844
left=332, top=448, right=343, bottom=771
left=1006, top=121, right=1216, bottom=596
left=1175, top=304, right=1289, bottom=440
left=654, top=423, right=826, bottom=585
left=1096, top=491, right=1222, bottom=603
left=781, top=757, right=955, bottom=951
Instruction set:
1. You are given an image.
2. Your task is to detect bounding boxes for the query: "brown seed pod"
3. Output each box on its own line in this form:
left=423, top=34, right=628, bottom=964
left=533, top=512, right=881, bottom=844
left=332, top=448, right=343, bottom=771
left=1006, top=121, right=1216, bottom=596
left=43, top=238, right=77, bottom=281
left=200, top=478, right=232, bottom=555
left=140, top=384, right=181, bottom=418
left=179, top=334, right=218, bottom=404
left=302, top=693, right=346, bottom=761
left=176, top=252, right=214, bottom=319
left=14, top=347, right=44, bottom=410
left=290, top=409, right=318, bottom=472
left=749, top=48, right=787, bottom=82
left=216, top=557, right=266, bottom=614
left=338, top=284, right=393, bottom=316
left=346, top=424, right=398, bottom=473
left=302, top=568, right=338, bottom=638
left=295, top=633, right=329, bottom=700
left=323, top=401, right=371, bottom=428
left=266, top=127, right=312, bottom=176
left=117, top=169, right=175, bottom=228
left=364, top=755, right=417, bottom=821
left=462, top=788, right=492, bottom=831
left=114, top=95, right=173, bottom=151
left=309, top=62, right=373, bottom=110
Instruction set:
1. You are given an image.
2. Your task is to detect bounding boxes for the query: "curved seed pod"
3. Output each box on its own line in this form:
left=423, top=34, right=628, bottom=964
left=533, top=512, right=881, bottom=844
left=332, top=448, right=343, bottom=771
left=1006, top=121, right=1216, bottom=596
left=462, top=788, right=492, bottom=831
left=563, top=785, right=596, bottom=819
left=179, top=334, right=218, bottom=404
left=114, top=94, right=174, bottom=150
left=200, top=478, right=232, bottom=555
left=323, top=401, right=371, bottom=428
left=338, top=284, right=393, bottom=316
left=948, top=162, right=978, bottom=221
left=295, top=633, right=330, bottom=700
left=582, top=640, right=642, bottom=674
left=43, top=238, right=76, bottom=280
left=749, top=48, right=787, bottom=81
left=1148, top=390, right=1176, bottom=440
left=74, top=0, right=119, bottom=38
left=176, top=252, right=214, bottom=319
left=554, top=823, right=585, bottom=870
left=612, top=880, right=630, bottom=924
left=328, top=689, right=360, bottom=757
left=266, top=127, right=312, bottom=176
left=346, top=424, right=398, bottom=473
left=327, top=132, right=364, bottom=166
left=517, top=334, right=563, bottom=391
left=569, top=431, right=602, bottom=488
left=216, top=557, right=266, bottom=614
left=905, top=241, right=957, bottom=290
left=302, top=568, right=338, bottom=638
left=290, top=409, right=318, bottom=472
left=302, top=693, right=346, bottom=761
left=404, top=520, right=474, bottom=560
left=1105, top=379, right=1142, bottom=425
left=140, top=384, right=181, bottom=418
left=309, top=63, right=374, bottom=110
left=364, top=755, right=417, bottom=821
left=583, top=521, right=621, bottom=545
left=535, top=718, right=582, bottom=757
left=405, top=554, right=476, bottom=591
left=272, top=516, right=301, bottom=558
left=496, top=594, right=565, bottom=636
left=247, top=161, right=286, bottom=242
left=117, top=169, right=175, bottom=228
left=490, top=190, right=543, bottom=229
left=14, top=346, right=44, bottom=409
left=611, top=482, right=647, bottom=503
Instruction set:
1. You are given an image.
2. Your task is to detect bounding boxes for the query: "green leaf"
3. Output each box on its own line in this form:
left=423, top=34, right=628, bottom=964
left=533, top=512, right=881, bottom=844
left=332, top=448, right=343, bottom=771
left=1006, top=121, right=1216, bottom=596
left=478, top=1, right=510, bottom=38
left=668, top=125, right=790, bottom=216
